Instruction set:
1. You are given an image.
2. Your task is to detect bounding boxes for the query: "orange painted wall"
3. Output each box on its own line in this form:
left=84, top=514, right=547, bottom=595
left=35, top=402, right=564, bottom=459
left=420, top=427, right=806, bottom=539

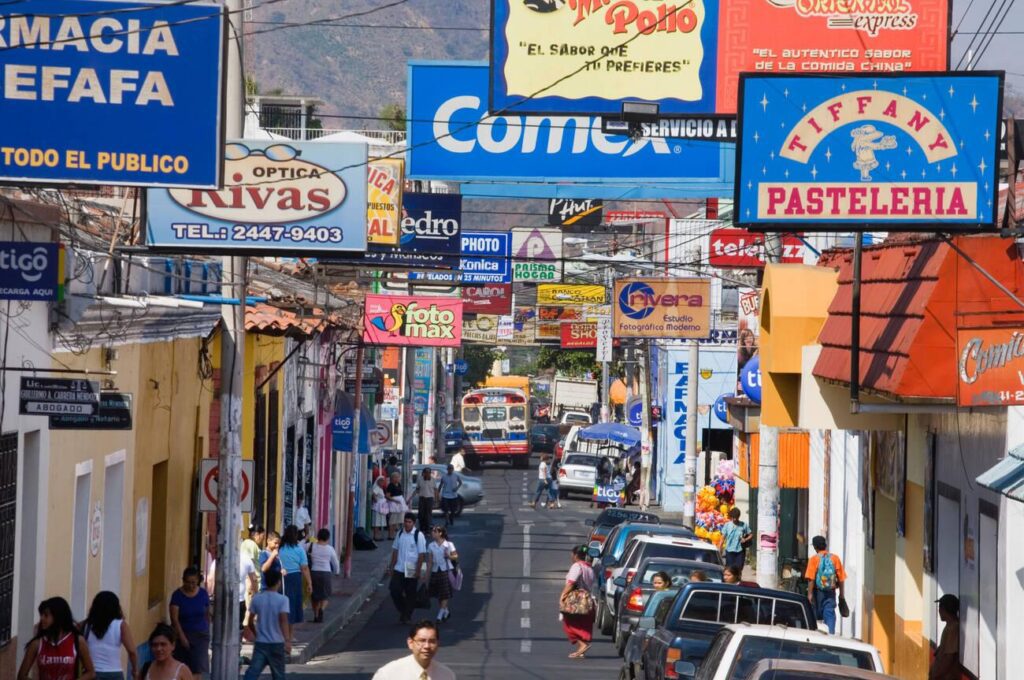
left=734, top=431, right=810, bottom=488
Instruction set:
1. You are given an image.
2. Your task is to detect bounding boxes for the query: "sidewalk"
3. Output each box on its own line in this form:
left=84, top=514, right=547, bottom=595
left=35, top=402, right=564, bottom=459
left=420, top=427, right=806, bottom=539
left=243, top=546, right=392, bottom=665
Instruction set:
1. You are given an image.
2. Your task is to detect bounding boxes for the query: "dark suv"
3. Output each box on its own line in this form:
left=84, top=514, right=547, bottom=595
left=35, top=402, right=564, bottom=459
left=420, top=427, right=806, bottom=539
left=530, top=423, right=560, bottom=453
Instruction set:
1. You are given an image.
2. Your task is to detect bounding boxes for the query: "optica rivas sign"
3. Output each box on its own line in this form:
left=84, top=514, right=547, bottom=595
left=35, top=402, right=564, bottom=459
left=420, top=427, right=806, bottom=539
left=0, top=0, right=225, bottom=188
left=735, top=73, right=1002, bottom=231
left=407, top=60, right=725, bottom=183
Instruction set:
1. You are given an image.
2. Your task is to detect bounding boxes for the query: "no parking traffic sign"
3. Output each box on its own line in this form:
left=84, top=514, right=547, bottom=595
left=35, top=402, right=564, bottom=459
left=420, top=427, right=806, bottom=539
left=198, top=459, right=254, bottom=513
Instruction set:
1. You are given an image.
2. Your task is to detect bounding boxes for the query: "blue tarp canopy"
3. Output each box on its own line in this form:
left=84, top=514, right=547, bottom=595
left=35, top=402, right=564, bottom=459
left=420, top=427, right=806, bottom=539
left=976, top=444, right=1024, bottom=503
left=578, top=422, right=641, bottom=449
left=332, top=392, right=376, bottom=454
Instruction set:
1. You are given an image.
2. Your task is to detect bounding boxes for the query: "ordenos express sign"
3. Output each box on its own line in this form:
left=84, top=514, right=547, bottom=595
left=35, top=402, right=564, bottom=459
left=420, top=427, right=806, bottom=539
left=0, top=0, right=224, bottom=187
left=735, top=73, right=1002, bottom=231
left=146, top=140, right=368, bottom=253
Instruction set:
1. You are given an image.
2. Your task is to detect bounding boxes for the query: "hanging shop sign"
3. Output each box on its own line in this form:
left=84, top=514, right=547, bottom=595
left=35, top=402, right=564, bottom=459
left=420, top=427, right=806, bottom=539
left=462, top=283, right=513, bottom=315
left=412, top=348, right=433, bottom=415
left=537, top=284, right=606, bottom=306
left=596, top=316, right=613, bottom=363
left=0, top=242, right=64, bottom=301
left=510, top=307, right=537, bottom=346
left=548, top=199, right=603, bottom=228
left=19, top=377, right=99, bottom=416
left=512, top=227, right=562, bottom=282
left=735, top=73, right=1002, bottom=232
left=613, top=278, right=711, bottom=339
left=496, top=315, right=515, bottom=342
left=460, top=231, right=512, bottom=284
left=146, top=140, right=368, bottom=252
left=536, top=306, right=585, bottom=342
left=490, top=0, right=950, bottom=116
left=50, top=392, right=132, bottom=430
left=0, top=0, right=225, bottom=188
left=198, top=459, right=254, bottom=513
left=365, top=192, right=462, bottom=269
left=407, top=61, right=726, bottom=184
left=956, top=328, right=1024, bottom=406
left=363, top=294, right=462, bottom=347
left=367, top=158, right=405, bottom=245
left=463, top=315, right=500, bottom=344
left=707, top=229, right=806, bottom=268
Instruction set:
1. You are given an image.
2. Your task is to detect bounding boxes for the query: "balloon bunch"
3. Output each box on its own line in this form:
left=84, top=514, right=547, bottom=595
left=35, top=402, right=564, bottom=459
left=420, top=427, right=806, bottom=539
left=693, top=460, right=739, bottom=547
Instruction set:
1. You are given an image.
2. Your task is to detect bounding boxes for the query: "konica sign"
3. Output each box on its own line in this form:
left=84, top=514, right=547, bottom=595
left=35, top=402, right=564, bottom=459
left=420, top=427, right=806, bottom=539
left=407, top=61, right=728, bottom=184
left=0, top=0, right=224, bottom=188
left=0, top=242, right=62, bottom=301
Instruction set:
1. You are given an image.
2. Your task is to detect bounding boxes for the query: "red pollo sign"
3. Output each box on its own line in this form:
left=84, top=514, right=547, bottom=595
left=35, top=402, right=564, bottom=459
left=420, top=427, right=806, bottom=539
left=708, top=229, right=806, bottom=268
left=462, top=284, right=512, bottom=315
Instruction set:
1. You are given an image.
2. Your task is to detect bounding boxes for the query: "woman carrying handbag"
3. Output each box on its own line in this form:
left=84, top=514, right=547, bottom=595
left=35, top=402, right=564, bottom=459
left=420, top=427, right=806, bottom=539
left=558, top=545, right=597, bottom=659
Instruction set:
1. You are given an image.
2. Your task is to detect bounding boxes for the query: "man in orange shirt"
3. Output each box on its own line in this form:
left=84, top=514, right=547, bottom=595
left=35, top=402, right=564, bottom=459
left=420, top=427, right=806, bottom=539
left=805, top=535, right=846, bottom=634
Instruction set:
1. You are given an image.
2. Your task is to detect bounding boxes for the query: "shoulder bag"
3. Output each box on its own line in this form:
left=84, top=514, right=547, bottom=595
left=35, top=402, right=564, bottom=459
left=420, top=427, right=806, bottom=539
left=559, top=576, right=595, bottom=616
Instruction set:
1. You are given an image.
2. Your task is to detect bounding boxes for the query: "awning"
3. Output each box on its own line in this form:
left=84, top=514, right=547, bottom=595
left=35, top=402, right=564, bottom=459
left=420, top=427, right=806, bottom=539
left=331, top=392, right=377, bottom=454
left=578, top=422, right=641, bottom=448
left=976, top=445, right=1024, bottom=502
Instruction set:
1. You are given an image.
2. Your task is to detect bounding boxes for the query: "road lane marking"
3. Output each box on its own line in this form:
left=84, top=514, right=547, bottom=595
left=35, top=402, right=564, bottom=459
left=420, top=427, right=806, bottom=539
left=522, top=523, right=531, bottom=577
left=520, top=640, right=532, bottom=653
left=522, top=584, right=530, bottom=593
left=521, top=600, right=530, bottom=609
left=520, top=617, right=530, bottom=628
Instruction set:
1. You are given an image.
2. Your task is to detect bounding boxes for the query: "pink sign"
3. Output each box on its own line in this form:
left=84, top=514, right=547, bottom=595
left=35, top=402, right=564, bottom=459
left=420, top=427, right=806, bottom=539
left=363, top=294, right=463, bottom=347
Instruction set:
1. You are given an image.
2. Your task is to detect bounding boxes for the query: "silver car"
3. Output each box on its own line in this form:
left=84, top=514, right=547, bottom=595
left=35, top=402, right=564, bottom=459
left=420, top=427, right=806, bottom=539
left=409, top=464, right=484, bottom=516
left=557, top=452, right=605, bottom=498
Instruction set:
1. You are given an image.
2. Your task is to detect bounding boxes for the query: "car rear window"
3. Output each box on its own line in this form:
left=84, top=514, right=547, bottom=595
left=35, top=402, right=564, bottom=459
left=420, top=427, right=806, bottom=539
left=680, top=592, right=811, bottom=629
left=565, top=454, right=601, bottom=467
left=640, top=563, right=724, bottom=585
left=638, top=543, right=720, bottom=566
left=727, top=638, right=877, bottom=679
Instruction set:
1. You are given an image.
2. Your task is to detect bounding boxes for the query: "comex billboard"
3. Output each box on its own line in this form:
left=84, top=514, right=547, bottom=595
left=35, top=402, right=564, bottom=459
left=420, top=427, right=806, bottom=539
left=613, top=278, right=711, bottom=339
left=0, top=0, right=225, bottom=187
left=147, top=141, right=368, bottom=252
left=363, top=294, right=462, bottom=348
left=407, top=61, right=727, bottom=184
left=490, top=0, right=949, bottom=116
left=735, top=73, right=1002, bottom=231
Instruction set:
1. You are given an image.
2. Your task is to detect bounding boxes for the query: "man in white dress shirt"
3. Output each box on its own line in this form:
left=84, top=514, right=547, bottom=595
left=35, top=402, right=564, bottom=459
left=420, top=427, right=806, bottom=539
left=373, top=621, right=455, bottom=680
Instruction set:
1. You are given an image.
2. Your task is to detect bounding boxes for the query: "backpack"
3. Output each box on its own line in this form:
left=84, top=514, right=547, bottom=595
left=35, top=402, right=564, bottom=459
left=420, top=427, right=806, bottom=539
left=815, top=553, right=838, bottom=591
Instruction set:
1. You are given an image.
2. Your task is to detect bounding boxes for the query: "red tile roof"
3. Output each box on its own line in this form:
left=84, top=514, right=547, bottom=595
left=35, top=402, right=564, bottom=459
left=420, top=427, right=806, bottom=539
left=245, top=303, right=327, bottom=336
left=813, top=236, right=1024, bottom=400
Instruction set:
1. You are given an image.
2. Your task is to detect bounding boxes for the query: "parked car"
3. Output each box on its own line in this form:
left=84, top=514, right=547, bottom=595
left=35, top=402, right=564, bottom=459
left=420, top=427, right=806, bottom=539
left=604, top=535, right=722, bottom=639
left=621, top=587, right=682, bottom=680
left=614, top=558, right=724, bottom=656
left=589, top=507, right=660, bottom=549
left=641, top=584, right=818, bottom=680
left=740, top=659, right=897, bottom=680
left=561, top=411, right=592, bottom=425
left=408, top=464, right=484, bottom=516
left=681, top=624, right=885, bottom=680
left=443, top=424, right=464, bottom=453
left=556, top=452, right=604, bottom=498
left=530, top=423, right=561, bottom=453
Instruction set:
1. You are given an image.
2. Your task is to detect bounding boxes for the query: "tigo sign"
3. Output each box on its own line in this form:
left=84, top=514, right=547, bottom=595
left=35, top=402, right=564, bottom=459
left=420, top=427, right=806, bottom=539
left=0, top=0, right=225, bottom=188
left=613, top=278, right=711, bottom=339
left=363, top=295, right=462, bottom=347
left=735, top=73, right=1002, bottom=231
left=367, top=159, right=404, bottom=245
left=708, top=229, right=805, bottom=268
left=0, top=242, right=63, bottom=301
left=147, top=141, right=368, bottom=252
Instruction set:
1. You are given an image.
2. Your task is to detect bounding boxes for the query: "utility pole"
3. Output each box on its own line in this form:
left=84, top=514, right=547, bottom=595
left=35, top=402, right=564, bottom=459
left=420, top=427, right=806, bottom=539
left=212, top=1, right=245, bottom=678
left=638, top=340, right=653, bottom=510
left=345, top=345, right=364, bottom=578
left=683, top=341, right=699, bottom=528
left=601, top=267, right=613, bottom=422
left=756, top=233, right=782, bottom=588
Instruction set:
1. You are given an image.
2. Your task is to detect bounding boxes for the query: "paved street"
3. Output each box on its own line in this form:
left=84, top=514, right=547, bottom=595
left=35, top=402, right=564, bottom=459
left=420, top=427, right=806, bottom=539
left=290, top=460, right=620, bottom=680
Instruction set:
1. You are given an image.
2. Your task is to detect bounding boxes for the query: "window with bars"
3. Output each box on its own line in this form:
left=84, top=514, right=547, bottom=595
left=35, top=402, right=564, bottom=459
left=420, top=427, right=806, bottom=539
left=0, top=431, right=18, bottom=644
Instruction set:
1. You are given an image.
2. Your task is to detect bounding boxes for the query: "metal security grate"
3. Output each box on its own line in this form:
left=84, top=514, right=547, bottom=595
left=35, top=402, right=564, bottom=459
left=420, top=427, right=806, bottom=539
left=0, top=431, right=17, bottom=644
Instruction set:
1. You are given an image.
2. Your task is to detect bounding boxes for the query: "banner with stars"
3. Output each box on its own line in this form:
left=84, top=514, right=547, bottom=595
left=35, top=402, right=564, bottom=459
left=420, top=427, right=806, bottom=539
left=735, top=73, right=1002, bottom=231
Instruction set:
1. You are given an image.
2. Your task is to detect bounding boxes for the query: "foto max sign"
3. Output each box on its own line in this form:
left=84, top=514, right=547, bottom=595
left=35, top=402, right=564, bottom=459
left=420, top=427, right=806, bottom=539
left=363, top=294, right=462, bottom=347
left=0, top=0, right=224, bottom=187
left=957, top=328, right=1024, bottom=406
left=613, top=278, right=711, bottom=339
left=735, top=73, right=1002, bottom=231
left=147, top=141, right=368, bottom=252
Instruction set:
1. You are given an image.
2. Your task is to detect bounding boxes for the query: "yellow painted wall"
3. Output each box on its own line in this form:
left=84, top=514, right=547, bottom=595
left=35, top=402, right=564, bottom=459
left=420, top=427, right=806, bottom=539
left=46, top=337, right=212, bottom=638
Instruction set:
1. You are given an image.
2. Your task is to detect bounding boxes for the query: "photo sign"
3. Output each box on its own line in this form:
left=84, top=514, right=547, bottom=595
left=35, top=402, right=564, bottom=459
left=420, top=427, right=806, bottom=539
left=363, top=294, right=462, bottom=347
left=490, top=0, right=950, bottom=115
left=461, top=231, right=512, bottom=284
left=0, top=0, right=225, bottom=188
left=957, top=328, right=1024, bottom=406
left=147, top=141, right=368, bottom=252
left=735, top=73, right=1002, bottom=231
left=512, top=227, right=562, bottom=282
left=613, top=278, right=711, bottom=339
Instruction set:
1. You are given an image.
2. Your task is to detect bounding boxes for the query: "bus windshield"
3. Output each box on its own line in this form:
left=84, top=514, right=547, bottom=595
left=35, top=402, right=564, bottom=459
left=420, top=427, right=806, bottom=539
left=463, top=407, right=481, bottom=423
left=483, top=407, right=506, bottom=422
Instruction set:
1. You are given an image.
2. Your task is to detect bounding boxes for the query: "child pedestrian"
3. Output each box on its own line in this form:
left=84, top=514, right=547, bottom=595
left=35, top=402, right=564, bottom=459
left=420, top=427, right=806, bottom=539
left=427, top=526, right=458, bottom=623
left=17, top=597, right=96, bottom=680
left=309, top=528, right=340, bottom=623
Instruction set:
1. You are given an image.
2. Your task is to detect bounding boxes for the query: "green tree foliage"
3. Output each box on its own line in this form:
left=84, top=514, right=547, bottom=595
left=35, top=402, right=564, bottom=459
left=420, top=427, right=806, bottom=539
left=380, top=103, right=407, bottom=131
left=536, top=347, right=601, bottom=380
left=462, top=346, right=501, bottom=388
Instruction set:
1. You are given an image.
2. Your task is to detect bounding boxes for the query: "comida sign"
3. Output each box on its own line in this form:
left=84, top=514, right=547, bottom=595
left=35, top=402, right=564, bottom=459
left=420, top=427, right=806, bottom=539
left=735, top=73, right=1002, bottom=231
left=0, top=0, right=225, bottom=188
left=363, top=294, right=462, bottom=347
left=957, top=328, right=1024, bottom=406
left=613, top=278, right=711, bottom=339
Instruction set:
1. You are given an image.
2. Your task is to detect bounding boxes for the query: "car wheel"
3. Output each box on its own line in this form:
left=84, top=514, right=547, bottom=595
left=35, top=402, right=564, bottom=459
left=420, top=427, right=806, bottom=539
left=454, top=497, right=465, bottom=517
left=599, top=601, right=615, bottom=635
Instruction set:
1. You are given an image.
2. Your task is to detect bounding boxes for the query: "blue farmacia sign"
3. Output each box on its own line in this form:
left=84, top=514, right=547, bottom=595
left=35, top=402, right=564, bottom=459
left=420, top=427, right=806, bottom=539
left=735, top=73, right=1002, bottom=231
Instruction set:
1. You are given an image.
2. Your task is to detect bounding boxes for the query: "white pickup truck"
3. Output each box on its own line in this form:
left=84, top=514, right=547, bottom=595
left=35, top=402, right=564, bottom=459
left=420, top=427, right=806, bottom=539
left=553, top=377, right=598, bottom=423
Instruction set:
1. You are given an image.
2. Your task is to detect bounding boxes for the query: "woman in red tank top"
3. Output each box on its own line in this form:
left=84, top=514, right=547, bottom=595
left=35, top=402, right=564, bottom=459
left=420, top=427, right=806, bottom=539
left=16, top=597, right=95, bottom=680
